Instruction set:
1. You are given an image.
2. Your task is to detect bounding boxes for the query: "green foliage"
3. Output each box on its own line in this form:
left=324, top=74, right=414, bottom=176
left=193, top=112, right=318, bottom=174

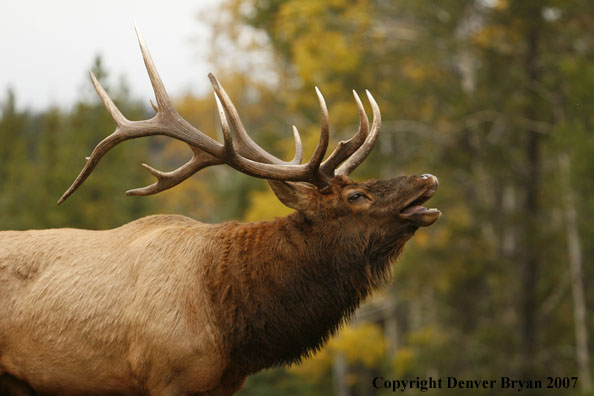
left=0, top=57, right=157, bottom=230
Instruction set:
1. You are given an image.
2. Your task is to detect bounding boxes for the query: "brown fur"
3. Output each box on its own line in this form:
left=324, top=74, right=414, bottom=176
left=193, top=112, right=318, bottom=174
left=0, top=174, right=438, bottom=395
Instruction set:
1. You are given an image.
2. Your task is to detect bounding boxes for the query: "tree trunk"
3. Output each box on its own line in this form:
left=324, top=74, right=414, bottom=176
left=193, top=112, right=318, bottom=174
left=558, top=153, right=592, bottom=391
left=521, top=15, right=542, bottom=379
left=383, top=300, right=399, bottom=355
left=333, top=353, right=349, bottom=396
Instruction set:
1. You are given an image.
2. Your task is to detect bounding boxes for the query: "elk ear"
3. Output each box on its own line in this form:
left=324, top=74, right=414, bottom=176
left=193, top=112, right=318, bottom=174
left=267, top=180, right=315, bottom=211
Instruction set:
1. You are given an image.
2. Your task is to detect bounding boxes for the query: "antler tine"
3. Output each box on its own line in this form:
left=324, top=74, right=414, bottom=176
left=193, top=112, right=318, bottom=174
left=135, top=25, right=175, bottom=114
left=149, top=99, right=158, bottom=113
left=90, top=72, right=128, bottom=126
left=107, top=93, right=229, bottom=198
left=319, top=90, right=369, bottom=177
left=291, top=126, right=303, bottom=164
left=204, top=87, right=330, bottom=187
left=57, top=73, right=135, bottom=204
left=213, top=93, right=235, bottom=154
left=208, top=73, right=302, bottom=165
left=126, top=148, right=223, bottom=196
left=308, top=87, right=330, bottom=172
left=58, top=131, right=126, bottom=205
left=335, top=90, right=381, bottom=176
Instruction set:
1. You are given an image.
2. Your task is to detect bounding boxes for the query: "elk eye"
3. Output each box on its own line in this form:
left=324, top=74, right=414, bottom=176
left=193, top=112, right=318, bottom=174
left=348, top=192, right=365, bottom=202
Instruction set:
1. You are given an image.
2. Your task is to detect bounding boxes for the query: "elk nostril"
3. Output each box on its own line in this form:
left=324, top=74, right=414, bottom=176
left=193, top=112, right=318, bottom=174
left=420, top=174, right=439, bottom=190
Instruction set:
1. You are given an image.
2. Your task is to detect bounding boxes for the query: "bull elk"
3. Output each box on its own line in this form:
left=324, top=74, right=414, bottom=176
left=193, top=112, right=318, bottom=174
left=0, top=27, right=440, bottom=396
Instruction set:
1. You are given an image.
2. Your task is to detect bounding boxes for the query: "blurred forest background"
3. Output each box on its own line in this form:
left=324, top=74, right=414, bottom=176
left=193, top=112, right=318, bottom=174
left=1, top=0, right=593, bottom=395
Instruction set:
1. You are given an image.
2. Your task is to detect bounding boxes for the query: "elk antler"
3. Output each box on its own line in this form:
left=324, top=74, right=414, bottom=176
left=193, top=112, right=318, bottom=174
left=58, top=27, right=381, bottom=204
left=335, top=90, right=381, bottom=176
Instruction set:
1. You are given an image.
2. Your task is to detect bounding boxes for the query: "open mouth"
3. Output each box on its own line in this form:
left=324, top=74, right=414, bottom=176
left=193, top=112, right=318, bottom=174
left=399, top=174, right=441, bottom=226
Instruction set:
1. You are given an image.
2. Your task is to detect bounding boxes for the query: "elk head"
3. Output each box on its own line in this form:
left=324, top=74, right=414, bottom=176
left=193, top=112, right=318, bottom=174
left=57, top=27, right=440, bottom=237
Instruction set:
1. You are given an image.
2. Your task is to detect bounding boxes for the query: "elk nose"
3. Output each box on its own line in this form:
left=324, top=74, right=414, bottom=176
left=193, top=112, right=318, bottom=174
left=420, top=173, right=436, bottom=181
left=420, top=174, right=439, bottom=189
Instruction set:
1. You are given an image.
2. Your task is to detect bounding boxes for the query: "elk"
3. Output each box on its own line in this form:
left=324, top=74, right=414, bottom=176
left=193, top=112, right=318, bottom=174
left=0, top=28, right=440, bottom=396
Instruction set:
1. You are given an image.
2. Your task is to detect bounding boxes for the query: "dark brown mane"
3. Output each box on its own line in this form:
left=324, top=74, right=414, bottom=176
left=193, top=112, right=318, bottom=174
left=205, top=209, right=417, bottom=374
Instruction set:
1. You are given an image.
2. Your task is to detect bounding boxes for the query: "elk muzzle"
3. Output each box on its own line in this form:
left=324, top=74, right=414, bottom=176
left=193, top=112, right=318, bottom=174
left=399, top=174, right=440, bottom=227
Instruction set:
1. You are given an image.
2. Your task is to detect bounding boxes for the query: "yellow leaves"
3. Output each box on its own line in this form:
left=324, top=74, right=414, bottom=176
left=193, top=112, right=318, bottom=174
left=273, top=0, right=370, bottom=84
left=289, top=346, right=334, bottom=382
left=244, top=188, right=294, bottom=222
left=343, top=0, right=372, bottom=29
left=330, top=100, right=359, bottom=125
left=290, top=322, right=386, bottom=381
left=293, top=31, right=360, bottom=81
left=277, top=0, right=365, bottom=38
left=330, top=322, right=386, bottom=367
left=276, top=1, right=325, bottom=38
left=393, top=347, right=415, bottom=376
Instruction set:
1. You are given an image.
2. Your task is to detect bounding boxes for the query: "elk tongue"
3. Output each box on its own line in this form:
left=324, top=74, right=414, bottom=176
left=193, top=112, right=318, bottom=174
left=401, top=205, right=426, bottom=214
left=401, top=205, right=441, bottom=226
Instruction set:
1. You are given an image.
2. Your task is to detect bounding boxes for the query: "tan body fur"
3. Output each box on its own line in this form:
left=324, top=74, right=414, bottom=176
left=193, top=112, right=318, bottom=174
left=0, top=215, right=235, bottom=395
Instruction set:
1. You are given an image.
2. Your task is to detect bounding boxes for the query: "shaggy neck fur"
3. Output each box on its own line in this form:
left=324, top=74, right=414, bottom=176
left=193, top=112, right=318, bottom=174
left=204, top=211, right=416, bottom=375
